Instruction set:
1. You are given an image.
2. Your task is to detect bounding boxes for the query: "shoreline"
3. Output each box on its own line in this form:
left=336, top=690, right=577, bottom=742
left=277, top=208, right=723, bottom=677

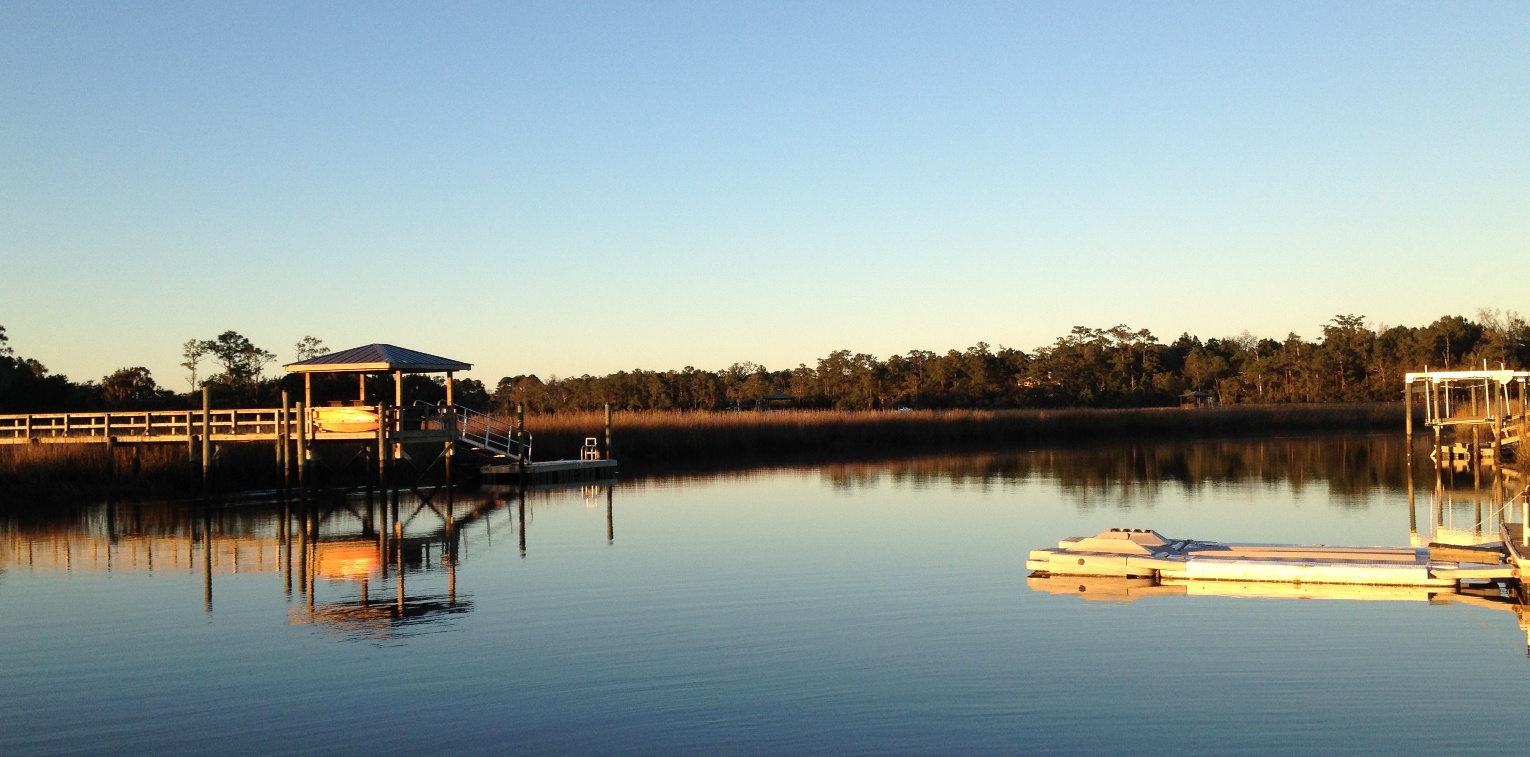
left=528, top=403, right=1411, bottom=465
left=1, top=403, right=1416, bottom=501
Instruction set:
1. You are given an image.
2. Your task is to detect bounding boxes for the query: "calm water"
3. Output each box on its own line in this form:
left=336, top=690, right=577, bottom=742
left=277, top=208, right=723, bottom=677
left=3, top=434, right=1529, bottom=755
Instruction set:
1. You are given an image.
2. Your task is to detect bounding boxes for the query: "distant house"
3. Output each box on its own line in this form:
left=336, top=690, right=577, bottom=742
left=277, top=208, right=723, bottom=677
left=763, top=392, right=796, bottom=409
left=1180, top=391, right=1217, bottom=409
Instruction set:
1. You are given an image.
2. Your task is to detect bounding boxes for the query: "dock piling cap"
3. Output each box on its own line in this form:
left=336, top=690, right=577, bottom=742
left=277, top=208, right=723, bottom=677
left=1069, top=528, right=1172, bottom=555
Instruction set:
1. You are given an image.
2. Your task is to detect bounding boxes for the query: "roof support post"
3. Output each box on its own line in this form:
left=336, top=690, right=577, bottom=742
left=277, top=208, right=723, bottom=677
left=394, top=370, right=402, bottom=407
left=446, top=372, right=454, bottom=406
left=304, top=373, right=312, bottom=409
left=358, top=373, right=367, bottom=402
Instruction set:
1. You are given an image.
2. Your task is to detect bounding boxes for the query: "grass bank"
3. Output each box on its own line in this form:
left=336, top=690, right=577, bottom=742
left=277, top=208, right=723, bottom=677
left=525, top=403, right=1412, bottom=467
left=0, top=403, right=1418, bottom=500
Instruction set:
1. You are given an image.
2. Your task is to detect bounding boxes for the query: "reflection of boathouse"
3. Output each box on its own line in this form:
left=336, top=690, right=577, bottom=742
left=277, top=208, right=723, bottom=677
left=1, top=483, right=618, bottom=639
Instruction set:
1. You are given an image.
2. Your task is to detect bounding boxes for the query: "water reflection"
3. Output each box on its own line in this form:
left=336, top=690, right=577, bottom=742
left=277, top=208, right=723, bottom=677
left=0, top=483, right=620, bottom=641
left=809, top=435, right=1417, bottom=501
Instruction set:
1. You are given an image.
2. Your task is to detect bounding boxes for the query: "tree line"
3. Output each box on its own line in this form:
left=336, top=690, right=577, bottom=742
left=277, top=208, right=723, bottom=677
left=0, top=311, right=1525, bottom=414
left=492, top=311, right=1527, bottom=413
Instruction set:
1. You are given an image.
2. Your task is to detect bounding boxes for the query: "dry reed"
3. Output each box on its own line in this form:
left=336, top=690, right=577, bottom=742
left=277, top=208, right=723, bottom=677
left=525, top=403, right=1409, bottom=466
left=0, top=403, right=1412, bottom=499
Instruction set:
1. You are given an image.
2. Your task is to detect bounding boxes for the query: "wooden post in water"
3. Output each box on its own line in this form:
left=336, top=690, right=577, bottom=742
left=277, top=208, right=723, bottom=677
left=103, top=413, right=115, bottom=480
left=376, top=403, right=387, bottom=488
left=201, top=387, right=211, bottom=488
left=280, top=391, right=291, bottom=492
left=516, top=403, right=527, bottom=479
left=1493, top=377, right=1504, bottom=465
left=295, top=402, right=307, bottom=493
left=605, top=403, right=613, bottom=460
left=1404, top=380, right=1413, bottom=442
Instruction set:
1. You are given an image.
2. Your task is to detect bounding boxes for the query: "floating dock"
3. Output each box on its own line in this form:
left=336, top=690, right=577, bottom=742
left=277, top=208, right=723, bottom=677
left=1029, top=524, right=1530, bottom=651
left=1026, top=527, right=1517, bottom=588
left=481, top=458, right=618, bottom=486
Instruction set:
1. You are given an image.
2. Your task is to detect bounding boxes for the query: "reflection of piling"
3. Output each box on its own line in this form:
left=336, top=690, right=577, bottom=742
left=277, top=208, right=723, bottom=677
left=201, top=505, right=212, bottom=613
left=297, top=501, right=309, bottom=598
left=1407, top=440, right=1416, bottom=537
left=282, top=498, right=292, bottom=596
left=395, top=531, right=405, bottom=615
left=518, top=484, right=527, bottom=557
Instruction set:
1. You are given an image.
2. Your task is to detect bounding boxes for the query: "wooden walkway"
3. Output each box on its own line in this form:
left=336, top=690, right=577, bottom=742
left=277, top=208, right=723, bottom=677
left=0, top=409, right=286, bottom=445
left=0, top=405, right=625, bottom=487
left=0, top=404, right=530, bottom=460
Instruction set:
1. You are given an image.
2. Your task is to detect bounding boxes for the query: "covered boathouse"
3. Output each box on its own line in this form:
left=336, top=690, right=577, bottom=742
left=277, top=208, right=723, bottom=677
left=0, top=342, right=617, bottom=488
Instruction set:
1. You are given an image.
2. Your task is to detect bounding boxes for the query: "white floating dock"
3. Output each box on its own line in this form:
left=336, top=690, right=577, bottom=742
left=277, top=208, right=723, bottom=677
left=1026, top=528, right=1517, bottom=588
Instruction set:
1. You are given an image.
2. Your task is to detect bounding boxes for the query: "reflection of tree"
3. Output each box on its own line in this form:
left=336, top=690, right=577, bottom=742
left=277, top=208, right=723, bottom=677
left=816, top=436, right=1421, bottom=507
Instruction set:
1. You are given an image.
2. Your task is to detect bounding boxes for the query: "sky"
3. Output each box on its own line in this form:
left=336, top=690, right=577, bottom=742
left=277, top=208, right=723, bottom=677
left=2, top=1, right=1527, bottom=390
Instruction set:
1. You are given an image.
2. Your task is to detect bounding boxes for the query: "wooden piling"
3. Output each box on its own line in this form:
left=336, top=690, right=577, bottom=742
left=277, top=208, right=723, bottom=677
left=376, top=403, right=387, bottom=487
left=295, top=402, right=307, bottom=492
left=516, top=403, right=527, bottom=479
left=200, top=387, right=211, bottom=487
left=1404, top=380, right=1413, bottom=440
left=103, top=414, right=115, bottom=479
left=605, top=403, right=613, bottom=460
left=280, top=391, right=291, bottom=491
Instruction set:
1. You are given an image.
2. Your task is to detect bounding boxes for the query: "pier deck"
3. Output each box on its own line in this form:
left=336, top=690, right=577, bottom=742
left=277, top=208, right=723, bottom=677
left=0, top=404, right=524, bottom=458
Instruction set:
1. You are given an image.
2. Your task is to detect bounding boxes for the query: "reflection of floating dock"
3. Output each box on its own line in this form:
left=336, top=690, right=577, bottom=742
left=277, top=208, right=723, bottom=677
left=1026, top=528, right=1517, bottom=588
left=1026, top=575, right=1442, bottom=603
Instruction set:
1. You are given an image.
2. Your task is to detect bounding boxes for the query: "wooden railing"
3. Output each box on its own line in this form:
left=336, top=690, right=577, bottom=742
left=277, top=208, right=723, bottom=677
left=0, top=409, right=291, bottom=443
left=0, top=406, right=533, bottom=456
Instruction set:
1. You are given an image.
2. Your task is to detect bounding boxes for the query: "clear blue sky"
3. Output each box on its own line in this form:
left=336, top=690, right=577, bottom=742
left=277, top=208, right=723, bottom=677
left=3, top=1, right=1526, bottom=389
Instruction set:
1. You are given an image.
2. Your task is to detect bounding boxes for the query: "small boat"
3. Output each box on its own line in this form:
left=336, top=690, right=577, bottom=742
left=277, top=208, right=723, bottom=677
left=312, top=406, right=380, bottom=434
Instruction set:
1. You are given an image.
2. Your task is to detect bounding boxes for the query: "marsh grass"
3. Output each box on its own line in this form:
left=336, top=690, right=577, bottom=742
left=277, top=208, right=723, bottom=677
left=0, top=441, right=287, bottom=502
left=0, top=403, right=1412, bottom=498
left=525, top=403, right=1408, bottom=466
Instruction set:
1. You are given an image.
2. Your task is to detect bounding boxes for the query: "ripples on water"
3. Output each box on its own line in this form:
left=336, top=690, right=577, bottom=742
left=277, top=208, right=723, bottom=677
left=2, top=434, right=1528, bottom=755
